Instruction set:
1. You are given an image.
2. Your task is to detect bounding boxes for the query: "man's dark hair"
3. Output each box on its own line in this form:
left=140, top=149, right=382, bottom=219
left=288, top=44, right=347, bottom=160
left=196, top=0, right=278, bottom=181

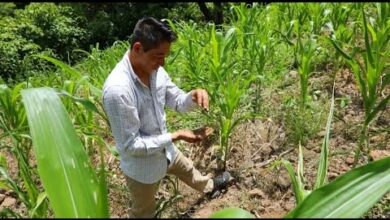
left=129, top=17, right=177, bottom=52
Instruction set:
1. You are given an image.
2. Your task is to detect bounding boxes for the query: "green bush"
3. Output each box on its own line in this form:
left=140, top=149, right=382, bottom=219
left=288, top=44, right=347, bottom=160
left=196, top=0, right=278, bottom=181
left=0, top=3, right=16, bottom=17
left=14, top=3, right=88, bottom=61
left=0, top=3, right=88, bottom=81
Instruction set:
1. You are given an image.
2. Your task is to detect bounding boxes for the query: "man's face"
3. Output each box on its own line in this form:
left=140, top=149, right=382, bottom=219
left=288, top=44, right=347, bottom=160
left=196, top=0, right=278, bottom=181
left=137, top=41, right=171, bottom=75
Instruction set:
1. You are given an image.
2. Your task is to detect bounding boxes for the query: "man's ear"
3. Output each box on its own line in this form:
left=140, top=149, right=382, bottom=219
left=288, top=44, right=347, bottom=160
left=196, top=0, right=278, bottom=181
left=132, top=42, right=142, bottom=53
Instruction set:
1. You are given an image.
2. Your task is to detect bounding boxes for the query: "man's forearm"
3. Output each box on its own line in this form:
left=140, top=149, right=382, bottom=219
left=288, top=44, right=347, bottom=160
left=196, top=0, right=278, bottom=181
left=123, top=133, right=173, bottom=156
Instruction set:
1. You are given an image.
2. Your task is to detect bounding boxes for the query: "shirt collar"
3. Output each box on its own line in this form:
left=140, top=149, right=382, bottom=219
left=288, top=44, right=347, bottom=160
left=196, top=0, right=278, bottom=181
left=123, top=50, right=158, bottom=88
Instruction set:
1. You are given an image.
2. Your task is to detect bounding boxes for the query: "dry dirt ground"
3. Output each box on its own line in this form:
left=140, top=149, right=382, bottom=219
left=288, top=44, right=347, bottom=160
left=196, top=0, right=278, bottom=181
left=0, top=68, right=389, bottom=218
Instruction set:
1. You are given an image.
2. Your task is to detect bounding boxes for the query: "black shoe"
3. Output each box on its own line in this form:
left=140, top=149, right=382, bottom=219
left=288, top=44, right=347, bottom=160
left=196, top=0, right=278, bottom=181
left=213, top=171, right=231, bottom=190
left=207, top=171, right=231, bottom=199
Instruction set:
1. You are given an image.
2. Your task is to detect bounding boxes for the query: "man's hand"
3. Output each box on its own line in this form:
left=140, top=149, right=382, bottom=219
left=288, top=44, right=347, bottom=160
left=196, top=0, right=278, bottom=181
left=191, top=89, right=209, bottom=111
left=171, top=127, right=214, bottom=143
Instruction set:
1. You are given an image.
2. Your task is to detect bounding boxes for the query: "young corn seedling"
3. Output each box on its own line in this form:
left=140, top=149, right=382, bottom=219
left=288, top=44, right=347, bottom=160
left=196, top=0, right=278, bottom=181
left=296, top=35, right=318, bottom=109
left=274, top=12, right=319, bottom=109
left=230, top=3, right=275, bottom=115
left=217, top=73, right=255, bottom=171
left=324, top=3, right=355, bottom=76
left=307, top=3, right=329, bottom=35
left=202, top=25, right=256, bottom=171
left=170, top=20, right=208, bottom=91
left=327, top=3, right=390, bottom=165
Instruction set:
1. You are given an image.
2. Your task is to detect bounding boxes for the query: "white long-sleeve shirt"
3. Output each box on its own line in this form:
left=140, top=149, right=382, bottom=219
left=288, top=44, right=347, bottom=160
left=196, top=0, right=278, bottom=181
left=102, top=50, right=195, bottom=184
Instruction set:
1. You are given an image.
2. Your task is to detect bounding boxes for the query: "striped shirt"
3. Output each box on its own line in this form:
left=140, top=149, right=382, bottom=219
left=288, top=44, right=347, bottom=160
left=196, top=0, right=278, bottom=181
left=102, top=50, right=195, bottom=184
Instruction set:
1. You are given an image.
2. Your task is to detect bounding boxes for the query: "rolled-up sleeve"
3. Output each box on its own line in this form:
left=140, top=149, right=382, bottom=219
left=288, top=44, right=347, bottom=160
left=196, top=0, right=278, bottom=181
left=103, top=85, right=172, bottom=156
left=164, top=73, right=195, bottom=112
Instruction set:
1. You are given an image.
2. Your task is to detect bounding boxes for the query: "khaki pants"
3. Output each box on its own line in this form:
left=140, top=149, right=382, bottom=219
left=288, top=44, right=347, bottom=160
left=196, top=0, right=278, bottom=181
left=125, top=150, right=214, bottom=218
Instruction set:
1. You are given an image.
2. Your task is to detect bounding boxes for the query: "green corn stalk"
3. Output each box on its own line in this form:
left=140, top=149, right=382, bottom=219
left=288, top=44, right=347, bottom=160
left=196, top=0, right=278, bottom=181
left=167, top=16, right=259, bottom=171
left=296, top=36, right=317, bottom=108
left=327, top=3, right=390, bottom=165
left=21, top=87, right=109, bottom=218
left=217, top=74, right=255, bottom=170
left=206, top=25, right=256, bottom=171
left=274, top=16, right=318, bottom=109
left=0, top=120, right=49, bottom=218
left=174, top=21, right=208, bottom=90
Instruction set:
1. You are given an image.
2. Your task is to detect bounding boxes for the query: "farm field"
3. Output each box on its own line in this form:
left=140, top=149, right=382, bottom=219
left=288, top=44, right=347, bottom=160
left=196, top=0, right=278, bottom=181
left=0, top=2, right=389, bottom=218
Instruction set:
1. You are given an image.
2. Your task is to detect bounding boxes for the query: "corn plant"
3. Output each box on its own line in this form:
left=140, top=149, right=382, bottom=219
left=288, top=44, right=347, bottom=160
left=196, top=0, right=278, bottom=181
left=0, top=150, right=48, bottom=218
left=0, top=82, right=49, bottom=217
left=167, top=20, right=208, bottom=91
left=274, top=14, right=319, bottom=109
left=21, top=87, right=109, bottom=217
left=209, top=83, right=390, bottom=218
left=307, top=3, right=329, bottom=35
left=204, top=25, right=256, bottom=171
left=296, top=36, right=318, bottom=109
left=275, top=3, right=327, bottom=109
left=33, top=54, right=110, bottom=156
left=324, top=3, right=356, bottom=75
left=74, top=41, right=129, bottom=91
left=327, top=3, right=390, bottom=165
left=168, top=19, right=256, bottom=171
left=230, top=3, right=275, bottom=115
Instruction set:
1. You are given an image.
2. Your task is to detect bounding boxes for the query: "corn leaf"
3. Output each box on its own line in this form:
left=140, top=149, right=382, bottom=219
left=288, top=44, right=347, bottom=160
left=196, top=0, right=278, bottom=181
left=209, top=207, right=255, bottom=218
left=280, top=159, right=304, bottom=205
left=285, top=156, right=390, bottom=218
left=21, top=87, right=109, bottom=218
left=30, top=192, right=48, bottom=217
left=33, top=55, right=102, bottom=98
left=314, top=82, right=335, bottom=189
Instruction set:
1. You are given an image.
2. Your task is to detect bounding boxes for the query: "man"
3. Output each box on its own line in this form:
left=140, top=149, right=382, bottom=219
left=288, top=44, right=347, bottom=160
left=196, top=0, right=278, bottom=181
left=102, top=17, right=230, bottom=218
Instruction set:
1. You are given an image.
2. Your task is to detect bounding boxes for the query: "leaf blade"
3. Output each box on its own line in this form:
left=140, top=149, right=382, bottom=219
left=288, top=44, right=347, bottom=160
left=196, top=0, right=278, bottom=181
left=21, top=87, right=108, bottom=218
